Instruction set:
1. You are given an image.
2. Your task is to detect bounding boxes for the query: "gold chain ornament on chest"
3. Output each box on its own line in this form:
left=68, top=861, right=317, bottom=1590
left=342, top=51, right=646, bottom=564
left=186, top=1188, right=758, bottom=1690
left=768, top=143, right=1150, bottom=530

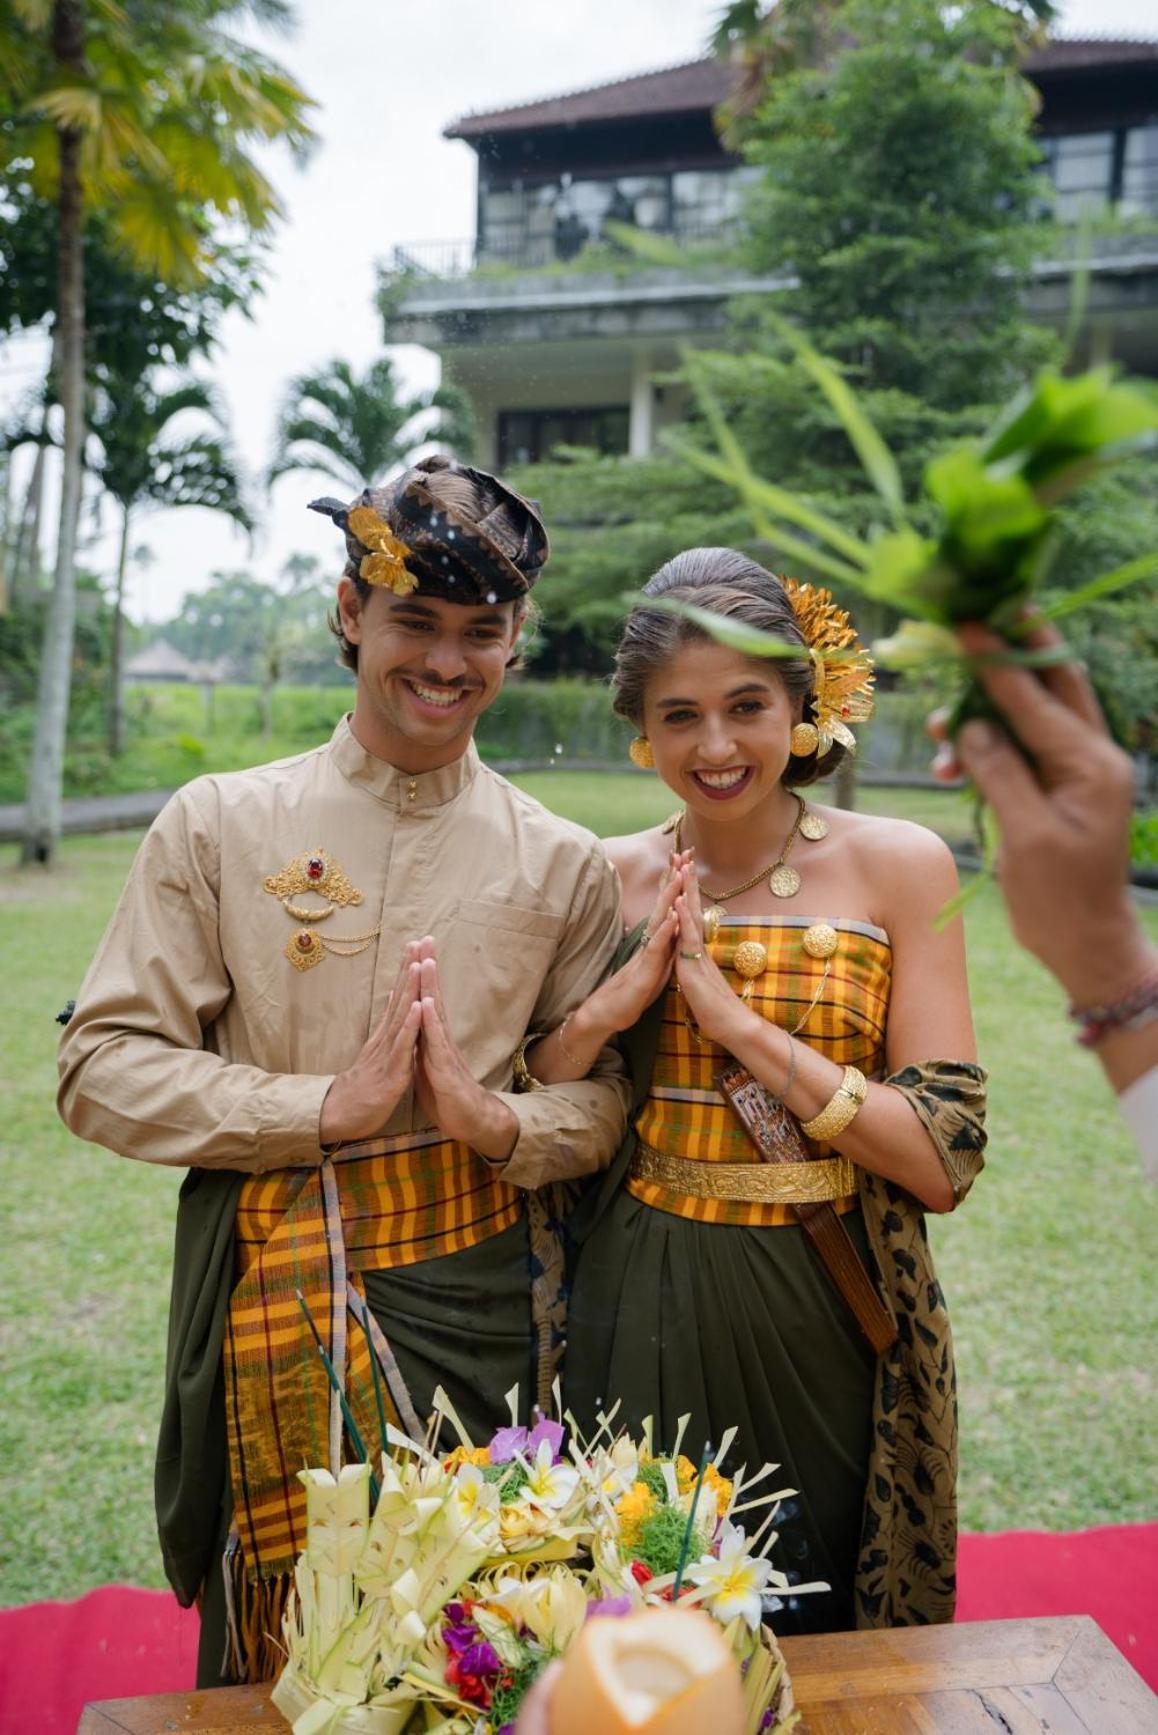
left=263, top=848, right=379, bottom=968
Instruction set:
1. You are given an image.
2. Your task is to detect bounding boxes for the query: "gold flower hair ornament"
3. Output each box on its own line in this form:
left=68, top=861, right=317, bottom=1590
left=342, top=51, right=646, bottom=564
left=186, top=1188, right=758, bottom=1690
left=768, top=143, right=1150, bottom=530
left=346, top=504, right=419, bottom=597
left=784, top=577, right=875, bottom=755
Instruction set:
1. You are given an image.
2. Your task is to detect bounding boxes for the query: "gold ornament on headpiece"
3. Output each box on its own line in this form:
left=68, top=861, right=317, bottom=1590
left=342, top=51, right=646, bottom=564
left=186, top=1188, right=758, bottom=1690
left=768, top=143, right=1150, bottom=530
left=346, top=505, right=419, bottom=597
left=783, top=578, right=875, bottom=756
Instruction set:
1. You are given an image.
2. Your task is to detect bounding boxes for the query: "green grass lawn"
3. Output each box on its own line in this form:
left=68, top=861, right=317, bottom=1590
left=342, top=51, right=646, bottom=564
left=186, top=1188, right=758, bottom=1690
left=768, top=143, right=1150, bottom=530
left=1, top=776, right=1154, bottom=1607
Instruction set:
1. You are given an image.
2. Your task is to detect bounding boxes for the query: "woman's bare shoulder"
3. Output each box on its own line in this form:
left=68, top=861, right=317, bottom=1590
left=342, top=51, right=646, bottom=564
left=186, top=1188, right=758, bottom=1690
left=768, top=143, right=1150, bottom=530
left=603, top=827, right=670, bottom=904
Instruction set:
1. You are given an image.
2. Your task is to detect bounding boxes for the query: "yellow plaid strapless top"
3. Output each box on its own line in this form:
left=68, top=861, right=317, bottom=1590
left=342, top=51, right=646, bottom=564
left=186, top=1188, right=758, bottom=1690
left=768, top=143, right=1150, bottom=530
left=631, top=915, right=892, bottom=1227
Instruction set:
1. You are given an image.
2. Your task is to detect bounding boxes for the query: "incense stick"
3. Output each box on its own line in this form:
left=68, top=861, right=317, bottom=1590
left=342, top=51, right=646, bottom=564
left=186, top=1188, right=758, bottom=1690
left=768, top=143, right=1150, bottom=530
left=356, top=1295, right=390, bottom=1475
left=296, top=1289, right=380, bottom=1503
left=673, top=1442, right=712, bottom=1601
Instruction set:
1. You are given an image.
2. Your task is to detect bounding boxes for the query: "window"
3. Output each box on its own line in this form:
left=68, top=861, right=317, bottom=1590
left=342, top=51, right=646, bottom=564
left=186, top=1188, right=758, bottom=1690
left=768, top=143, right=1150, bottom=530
left=478, top=166, right=752, bottom=266
left=497, top=407, right=630, bottom=467
left=1041, top=132, right=1116, bottom=220
left=1039, top=126, right=1158, bottom=223
left=1121, top=124, right=1158, bottom=218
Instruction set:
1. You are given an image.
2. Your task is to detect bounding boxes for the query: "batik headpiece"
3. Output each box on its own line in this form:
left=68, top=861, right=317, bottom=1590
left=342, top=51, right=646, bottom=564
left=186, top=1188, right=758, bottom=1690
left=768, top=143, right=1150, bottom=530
left=308, top=454, right=549, bottom=605
left=784, top=577, right=876, bottom=753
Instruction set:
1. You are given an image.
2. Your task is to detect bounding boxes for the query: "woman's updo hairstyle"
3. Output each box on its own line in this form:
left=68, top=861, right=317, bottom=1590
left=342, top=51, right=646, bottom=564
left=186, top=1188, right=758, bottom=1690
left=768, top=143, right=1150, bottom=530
left=612, top=547, right=848, bottom=788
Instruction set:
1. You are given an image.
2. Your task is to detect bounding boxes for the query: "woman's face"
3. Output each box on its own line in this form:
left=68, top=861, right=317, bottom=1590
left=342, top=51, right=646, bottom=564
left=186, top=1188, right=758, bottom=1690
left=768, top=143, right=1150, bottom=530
left=640, top=638, right=800, bottom=821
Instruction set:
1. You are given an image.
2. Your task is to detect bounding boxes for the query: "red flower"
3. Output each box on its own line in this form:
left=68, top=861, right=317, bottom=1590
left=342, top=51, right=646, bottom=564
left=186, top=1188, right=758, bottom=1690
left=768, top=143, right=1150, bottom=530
left=630, top=1560, right=653, bottom=1585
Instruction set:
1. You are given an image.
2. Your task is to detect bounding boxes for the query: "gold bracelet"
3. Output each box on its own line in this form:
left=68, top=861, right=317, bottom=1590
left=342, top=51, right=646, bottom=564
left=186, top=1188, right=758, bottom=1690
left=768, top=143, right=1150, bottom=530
left=556, top=1013, right=580, bottom=1066
left=801, top=1065, right=868, bottom=1142
left=511, top=1035, right=545, bottom=1094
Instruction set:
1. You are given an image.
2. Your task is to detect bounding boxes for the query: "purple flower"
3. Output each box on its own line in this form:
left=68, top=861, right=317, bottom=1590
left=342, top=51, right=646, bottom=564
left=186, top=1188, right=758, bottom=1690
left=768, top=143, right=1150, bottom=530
left=442, top=1604, right=478, bottom=1656
left=527, top=1417, right=566, bottom=1462
left=460, top=1639, right=502, bottom=1677
left=585, top=1595, right=634, bottom=1621
left=489, top=1424, right=529, bottom=1464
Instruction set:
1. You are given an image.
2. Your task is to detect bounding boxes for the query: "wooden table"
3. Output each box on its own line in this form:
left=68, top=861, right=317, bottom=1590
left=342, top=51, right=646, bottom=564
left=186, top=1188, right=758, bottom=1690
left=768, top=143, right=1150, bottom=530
left=76, top=1616, right=1157, bottom=1734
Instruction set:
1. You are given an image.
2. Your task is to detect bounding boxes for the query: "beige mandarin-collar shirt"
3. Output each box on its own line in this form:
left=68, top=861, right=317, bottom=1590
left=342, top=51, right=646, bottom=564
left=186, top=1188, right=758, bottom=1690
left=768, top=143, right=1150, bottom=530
left=58, top=719, right=630, bottom=1188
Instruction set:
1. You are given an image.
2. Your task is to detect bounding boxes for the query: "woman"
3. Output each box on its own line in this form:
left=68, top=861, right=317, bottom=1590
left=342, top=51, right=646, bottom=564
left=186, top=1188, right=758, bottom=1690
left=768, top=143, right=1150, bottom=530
left=526, top=549, right=987, bottom=1633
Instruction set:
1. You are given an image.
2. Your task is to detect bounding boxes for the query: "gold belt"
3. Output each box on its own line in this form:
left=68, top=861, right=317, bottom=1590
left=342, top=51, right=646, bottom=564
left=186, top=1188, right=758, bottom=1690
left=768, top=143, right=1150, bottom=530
left=631, top=1142, right=858, bottom=1205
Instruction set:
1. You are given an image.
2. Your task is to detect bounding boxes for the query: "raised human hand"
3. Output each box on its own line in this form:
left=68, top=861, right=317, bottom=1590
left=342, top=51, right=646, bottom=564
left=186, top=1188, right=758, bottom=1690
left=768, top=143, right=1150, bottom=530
left=582, top=849, right=688, bottom=1038
left=414, top=950, right=519, bottom=1163
left=673, top=874, right=755, bottom=1051
left=932, top=619, right=1148, bottom=1008
left=318, top=943, right=423, bottom=1145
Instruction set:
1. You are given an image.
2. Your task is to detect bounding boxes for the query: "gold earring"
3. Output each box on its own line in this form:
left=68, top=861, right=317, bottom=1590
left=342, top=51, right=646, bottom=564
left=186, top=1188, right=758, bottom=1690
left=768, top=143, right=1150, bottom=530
left=629, top=736, right=654, bottom=769
left=791, top=722, right=820, bottom=757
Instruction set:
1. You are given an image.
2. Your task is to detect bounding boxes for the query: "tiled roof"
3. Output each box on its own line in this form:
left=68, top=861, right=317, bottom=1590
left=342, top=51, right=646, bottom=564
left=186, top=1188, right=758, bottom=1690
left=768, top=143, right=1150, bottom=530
left=445, top=58, right=732, bottom=139
left=446, top=38, right=1158, bottom=139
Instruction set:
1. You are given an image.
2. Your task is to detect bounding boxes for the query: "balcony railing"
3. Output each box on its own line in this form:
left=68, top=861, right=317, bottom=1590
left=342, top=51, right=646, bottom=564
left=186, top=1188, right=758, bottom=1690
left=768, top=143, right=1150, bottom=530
left=388, top=218, right=741, bottom=281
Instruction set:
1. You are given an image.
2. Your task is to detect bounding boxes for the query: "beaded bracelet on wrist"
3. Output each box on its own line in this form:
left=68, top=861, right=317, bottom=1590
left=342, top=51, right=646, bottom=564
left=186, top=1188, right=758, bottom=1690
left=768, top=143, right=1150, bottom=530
left=1069, top=967, right=1158, bottom=1049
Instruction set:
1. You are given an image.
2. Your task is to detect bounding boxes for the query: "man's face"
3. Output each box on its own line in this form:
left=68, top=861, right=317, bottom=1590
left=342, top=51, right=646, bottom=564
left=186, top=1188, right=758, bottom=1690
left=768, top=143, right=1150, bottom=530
left=337, top=580, right=523, bottom=771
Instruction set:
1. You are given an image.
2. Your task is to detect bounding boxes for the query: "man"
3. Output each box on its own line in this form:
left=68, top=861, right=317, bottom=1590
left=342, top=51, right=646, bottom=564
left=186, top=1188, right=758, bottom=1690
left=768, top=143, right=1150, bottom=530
left=58, top=456, right=629, bottom=1684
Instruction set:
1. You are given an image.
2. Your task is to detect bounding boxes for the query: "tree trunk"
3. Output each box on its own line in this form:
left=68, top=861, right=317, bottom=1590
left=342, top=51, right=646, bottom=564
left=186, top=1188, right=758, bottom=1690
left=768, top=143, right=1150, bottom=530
left=10, top=437, right=47, bottom=606
left=834, top=751, right=858, bottom=811
left=108, top=501, right=131, bottom=756
left=21, top=0, right=86, bottom=867
left=0, top=450, right=12, bottom=613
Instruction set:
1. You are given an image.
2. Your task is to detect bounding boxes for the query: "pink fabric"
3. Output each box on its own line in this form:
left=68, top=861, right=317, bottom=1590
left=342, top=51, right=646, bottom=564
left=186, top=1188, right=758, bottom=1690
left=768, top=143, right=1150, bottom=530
left=956, top=1524, right=1158, bottom=1689
left=1, top=1527, right=1154, bottom=1733
left=0, top=1585, right=197, bottom=1735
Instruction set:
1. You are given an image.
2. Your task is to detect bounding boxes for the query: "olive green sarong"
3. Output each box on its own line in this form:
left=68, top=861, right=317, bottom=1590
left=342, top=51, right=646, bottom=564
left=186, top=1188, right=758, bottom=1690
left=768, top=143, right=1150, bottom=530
left=567, top=1195, right=876, bottom=1634
left=198, top=1217, right=533, bottom=1687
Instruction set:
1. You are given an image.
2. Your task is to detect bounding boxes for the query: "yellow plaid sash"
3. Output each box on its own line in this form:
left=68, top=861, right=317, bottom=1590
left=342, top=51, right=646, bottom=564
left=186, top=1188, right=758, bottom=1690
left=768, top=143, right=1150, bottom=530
left=631, top=919, right=891, bottom=1227
left=225, top=1132, right=521, bottom=1578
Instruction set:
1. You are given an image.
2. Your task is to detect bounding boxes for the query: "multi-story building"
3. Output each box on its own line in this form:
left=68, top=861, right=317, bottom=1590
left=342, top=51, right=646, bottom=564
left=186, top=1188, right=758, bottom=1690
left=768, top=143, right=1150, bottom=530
left=390, top=42, right=1158, bottom=469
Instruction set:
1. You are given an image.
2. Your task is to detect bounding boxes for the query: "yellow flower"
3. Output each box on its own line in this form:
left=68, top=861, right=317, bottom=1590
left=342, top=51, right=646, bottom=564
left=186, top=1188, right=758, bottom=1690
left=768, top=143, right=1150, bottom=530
left=704, top=1463, right=733, bottom=1518
left=675, top=1456, right=699, bottom=1493
left=443, top=1445, right=491, bottom=1474
left=359, top=549, right=418, bottom=595
left=674, top=1456, right=732, bottom=1517
left=615, top=1481, right=657, bottom=1550
left=499, top=1503, right=555, bottom=1546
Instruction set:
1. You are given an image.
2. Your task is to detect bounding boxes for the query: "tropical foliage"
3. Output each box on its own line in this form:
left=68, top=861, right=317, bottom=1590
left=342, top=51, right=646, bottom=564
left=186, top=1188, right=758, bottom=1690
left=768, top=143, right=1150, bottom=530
left=0, top=0, right=315, bottom=862
left=269, top=354, right=474, bottom=495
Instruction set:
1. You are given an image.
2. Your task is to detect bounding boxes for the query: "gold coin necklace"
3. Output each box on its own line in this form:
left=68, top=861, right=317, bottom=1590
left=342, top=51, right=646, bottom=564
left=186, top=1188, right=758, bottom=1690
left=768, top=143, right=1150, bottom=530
left=674, top=794, right=835, bottom=1043
left=675, top=793, right=824, bottom=906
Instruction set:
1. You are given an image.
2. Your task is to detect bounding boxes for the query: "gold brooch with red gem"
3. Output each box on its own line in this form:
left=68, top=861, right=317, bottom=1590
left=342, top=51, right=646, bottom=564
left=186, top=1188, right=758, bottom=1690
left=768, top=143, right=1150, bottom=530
left=264, top=850, right=379, bottom=970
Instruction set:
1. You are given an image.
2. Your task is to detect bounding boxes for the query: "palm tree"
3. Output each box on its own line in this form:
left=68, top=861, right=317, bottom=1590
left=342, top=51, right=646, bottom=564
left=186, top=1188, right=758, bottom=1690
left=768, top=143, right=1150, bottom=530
left=268, top=355, right=475, bottom=496
left=1, top=0, right=315, bottom=864
left=89, top=374, right=252, bottom=755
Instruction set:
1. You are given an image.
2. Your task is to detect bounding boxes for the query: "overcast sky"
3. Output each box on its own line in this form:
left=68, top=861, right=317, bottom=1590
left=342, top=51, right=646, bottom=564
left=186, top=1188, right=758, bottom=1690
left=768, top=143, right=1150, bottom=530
left=2, top=0, right=1153, bottom=624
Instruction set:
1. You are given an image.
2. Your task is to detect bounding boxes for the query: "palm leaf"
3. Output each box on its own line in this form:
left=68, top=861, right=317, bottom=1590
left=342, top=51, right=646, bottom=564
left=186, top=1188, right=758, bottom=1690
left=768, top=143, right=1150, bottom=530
left=1041, top=552, right=1158, bottom=622
left=678, top=359, right=870, bottom=565
left=665, top=432, right=869, bottom=586
left=640, top=594, right=860, bottom=663
left=766, top=313, right=907, bottom=523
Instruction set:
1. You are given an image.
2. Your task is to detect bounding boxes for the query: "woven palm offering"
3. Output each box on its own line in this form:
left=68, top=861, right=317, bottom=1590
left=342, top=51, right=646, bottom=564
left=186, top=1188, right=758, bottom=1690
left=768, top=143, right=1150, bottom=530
left=272, top=1392, right=803, bottom=1734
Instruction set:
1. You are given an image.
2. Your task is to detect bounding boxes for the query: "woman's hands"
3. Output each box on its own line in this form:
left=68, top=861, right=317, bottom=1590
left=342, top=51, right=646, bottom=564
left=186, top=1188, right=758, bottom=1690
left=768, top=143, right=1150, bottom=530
left=672, top=866, right=760, bottom=1052
left=523, top=851, right=690, bottom=1086
left=585, top=849, right=688, bottom=1037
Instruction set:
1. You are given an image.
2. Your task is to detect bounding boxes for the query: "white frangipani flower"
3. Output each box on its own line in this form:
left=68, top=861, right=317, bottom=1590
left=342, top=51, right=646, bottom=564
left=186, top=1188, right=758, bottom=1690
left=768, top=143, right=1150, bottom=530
left=521, top=1438, right=580, bottom=1512
left=449, top=1463, right=500, bottom=1530
left=686, top=1521, right=772, bottom=1631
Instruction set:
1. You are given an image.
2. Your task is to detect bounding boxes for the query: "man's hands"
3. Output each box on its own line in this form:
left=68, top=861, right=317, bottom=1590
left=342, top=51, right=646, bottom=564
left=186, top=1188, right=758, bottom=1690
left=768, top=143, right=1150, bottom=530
left=413, top=947, right=518, bottom=1163
left=318, top=936, right=518, bottom=1163
left=318, top=946, right=424, bottom=1145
